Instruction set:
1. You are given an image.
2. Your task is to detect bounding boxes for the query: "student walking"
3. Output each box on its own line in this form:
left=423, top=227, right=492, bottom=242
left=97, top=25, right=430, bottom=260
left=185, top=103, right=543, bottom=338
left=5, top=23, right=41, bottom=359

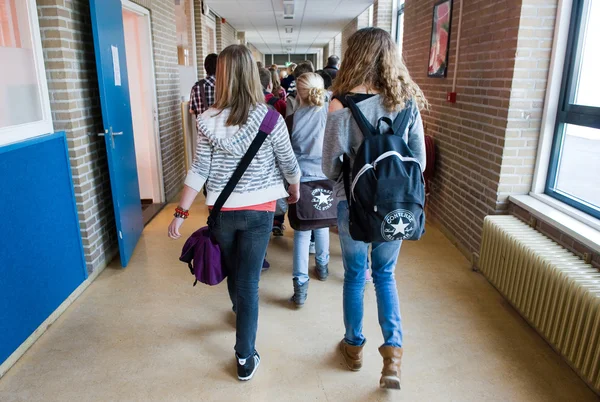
left=189, top=53, right=218, bottom=116
left=168, top=45, right=301, bottom=382
left=286, top=73, right=330, bottom=307
left=323, top=27, right=427, bottom=390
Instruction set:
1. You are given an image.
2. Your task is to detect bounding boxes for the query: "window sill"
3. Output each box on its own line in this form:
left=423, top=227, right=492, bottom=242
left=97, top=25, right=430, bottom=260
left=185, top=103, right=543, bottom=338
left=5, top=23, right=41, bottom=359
left=509, top=194, right=600, bottom=254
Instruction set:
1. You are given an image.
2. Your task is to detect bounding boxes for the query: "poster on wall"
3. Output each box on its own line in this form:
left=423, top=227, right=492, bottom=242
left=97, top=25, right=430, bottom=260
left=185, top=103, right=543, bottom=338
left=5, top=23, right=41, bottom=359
left=428, top=0, right=453, bottom=78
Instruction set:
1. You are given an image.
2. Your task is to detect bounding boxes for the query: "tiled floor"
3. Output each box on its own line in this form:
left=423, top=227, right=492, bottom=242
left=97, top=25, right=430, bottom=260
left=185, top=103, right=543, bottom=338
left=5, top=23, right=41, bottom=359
left=0, top=201, right=597, bottom=401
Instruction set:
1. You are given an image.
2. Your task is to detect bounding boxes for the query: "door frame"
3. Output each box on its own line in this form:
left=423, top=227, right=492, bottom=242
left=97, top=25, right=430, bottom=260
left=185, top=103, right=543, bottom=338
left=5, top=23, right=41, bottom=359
left=121, top=0, right=166, bottom=203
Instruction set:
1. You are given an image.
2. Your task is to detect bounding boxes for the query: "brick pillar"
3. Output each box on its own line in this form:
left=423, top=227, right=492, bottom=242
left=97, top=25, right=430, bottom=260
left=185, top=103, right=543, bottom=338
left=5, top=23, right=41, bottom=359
left=193, top=0, right=206, bottom=79
left=497, top=0, right=558, bottom=211
left=341, top=7, right=370, bottom=58
left=373, top=0, right=393, bottom=34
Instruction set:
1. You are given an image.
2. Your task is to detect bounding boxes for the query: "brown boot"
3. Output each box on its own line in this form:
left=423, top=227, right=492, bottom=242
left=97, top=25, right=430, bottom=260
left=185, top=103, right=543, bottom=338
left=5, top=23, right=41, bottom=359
left=379, top=346, right=403, bottom=389
left=339, top=339, right=365, bottom=371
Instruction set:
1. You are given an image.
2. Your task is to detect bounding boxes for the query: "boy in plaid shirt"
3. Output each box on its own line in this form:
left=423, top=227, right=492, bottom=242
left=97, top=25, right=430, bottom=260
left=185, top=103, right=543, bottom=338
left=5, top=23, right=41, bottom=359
left=189, top=53, right=218, bottom=116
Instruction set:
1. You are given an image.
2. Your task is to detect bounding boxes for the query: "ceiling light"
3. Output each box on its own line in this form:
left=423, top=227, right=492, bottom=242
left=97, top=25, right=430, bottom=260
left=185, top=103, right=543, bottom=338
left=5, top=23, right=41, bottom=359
left=283, top=0, right=294, bottom=19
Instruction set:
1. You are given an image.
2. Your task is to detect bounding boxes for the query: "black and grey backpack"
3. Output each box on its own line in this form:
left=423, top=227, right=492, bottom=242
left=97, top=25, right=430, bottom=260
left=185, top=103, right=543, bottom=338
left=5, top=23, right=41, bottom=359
left=343, top=96, right=426, bottom=243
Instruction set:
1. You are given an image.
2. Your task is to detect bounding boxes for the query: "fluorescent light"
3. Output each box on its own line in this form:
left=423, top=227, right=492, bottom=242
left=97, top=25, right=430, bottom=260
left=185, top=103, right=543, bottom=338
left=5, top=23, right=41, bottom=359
left=283, top=0, right=294, bottom=19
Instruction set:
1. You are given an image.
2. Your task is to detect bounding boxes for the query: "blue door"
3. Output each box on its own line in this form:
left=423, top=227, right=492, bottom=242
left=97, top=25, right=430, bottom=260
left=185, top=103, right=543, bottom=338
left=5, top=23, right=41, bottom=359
left=89, top=0, right=144, bottom=267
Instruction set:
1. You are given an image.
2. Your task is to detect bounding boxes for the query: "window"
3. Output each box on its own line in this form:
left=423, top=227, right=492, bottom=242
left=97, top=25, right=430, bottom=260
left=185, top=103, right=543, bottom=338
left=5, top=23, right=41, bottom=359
left=0, top=0, right=52, bottom=147
left=546, top=0, right=600, bottom=219
left=395, top=0, right=405, bottom=55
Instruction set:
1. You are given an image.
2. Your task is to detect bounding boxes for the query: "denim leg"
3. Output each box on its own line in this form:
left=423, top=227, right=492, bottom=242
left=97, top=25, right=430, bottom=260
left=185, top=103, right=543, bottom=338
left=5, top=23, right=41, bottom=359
left=234, top=211, right=273, bottom=359
left=293, top=230, right=311, bottom=285
left=337, top=201, right=368, bottom=346
left=314, top=227, right=330, bottom=266
left=210, top=212, right=238, bottom=312
left=371, top=240, right=403, bottom=347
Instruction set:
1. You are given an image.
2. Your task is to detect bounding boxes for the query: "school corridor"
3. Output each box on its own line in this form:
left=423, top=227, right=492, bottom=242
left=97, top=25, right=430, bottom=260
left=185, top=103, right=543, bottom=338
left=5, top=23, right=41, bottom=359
left=2, top=0, right=600, bottom=399
left=0, top=201, right=596, bottom=402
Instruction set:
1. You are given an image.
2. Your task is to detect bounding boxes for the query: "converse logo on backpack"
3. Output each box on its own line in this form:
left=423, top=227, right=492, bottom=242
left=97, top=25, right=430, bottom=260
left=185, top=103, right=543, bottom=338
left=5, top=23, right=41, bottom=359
left=312, top=189, right=333, bottom=211
left=381, top=209, right=416, bottom=241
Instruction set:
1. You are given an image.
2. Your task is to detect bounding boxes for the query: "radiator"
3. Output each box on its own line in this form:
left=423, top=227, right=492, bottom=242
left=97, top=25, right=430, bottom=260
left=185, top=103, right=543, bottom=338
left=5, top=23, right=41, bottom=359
left=479, top=215, right=600, bottom=394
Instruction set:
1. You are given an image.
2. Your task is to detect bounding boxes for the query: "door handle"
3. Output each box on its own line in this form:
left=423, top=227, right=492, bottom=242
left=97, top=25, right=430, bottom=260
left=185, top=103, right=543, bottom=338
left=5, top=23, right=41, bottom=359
left=97, top=127, right=120, bottom=148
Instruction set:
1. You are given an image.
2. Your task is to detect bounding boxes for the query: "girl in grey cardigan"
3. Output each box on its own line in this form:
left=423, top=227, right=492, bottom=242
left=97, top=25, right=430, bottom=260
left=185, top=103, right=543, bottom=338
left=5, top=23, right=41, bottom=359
left=287, top=73, right=331, bottom=307
left=322, top=27, right=428, bottom=390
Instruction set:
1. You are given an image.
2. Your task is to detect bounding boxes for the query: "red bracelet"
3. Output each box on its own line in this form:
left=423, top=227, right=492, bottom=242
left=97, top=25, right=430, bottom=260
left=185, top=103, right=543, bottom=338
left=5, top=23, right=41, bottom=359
left=174, top=207, right=189, bottom=219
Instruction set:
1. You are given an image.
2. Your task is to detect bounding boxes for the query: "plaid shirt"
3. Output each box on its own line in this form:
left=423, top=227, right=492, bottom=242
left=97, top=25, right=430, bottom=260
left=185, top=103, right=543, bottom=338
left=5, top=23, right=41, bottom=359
left=189, top=75, right=216, bottom=115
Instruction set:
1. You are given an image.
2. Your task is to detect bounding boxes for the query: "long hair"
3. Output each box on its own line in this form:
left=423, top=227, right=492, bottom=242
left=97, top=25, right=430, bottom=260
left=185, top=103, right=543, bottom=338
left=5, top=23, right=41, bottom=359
left=269, top=68, right=282, bottom=96
left=213, top=45, right=264, bottom=126
left=332, top=27, right=428, bottom=111
left=296, top=73, right=325, bottom=108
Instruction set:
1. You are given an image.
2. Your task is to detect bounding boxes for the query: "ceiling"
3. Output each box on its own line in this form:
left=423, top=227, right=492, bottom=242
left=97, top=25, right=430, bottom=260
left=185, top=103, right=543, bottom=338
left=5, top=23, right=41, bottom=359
left=204, top=0, right=373, bottom=54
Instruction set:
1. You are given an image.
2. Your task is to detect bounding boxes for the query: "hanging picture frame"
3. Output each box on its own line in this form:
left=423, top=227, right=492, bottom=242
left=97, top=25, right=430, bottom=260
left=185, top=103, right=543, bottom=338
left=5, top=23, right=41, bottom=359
left=428, top=0, right=453, bottom=78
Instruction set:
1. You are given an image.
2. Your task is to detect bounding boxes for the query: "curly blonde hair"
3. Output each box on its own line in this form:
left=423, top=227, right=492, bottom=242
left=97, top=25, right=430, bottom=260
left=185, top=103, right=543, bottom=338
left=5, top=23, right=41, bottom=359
left=332, top=27, right=428, bottom=111
left=296, top=73, right=325, bottom=107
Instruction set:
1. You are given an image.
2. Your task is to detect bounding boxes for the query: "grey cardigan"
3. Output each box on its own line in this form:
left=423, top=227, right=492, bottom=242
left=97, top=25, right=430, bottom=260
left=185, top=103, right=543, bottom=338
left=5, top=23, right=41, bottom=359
left=289, top=103, right=329, bottom=182
left=322, top=94, right=426, bottom=200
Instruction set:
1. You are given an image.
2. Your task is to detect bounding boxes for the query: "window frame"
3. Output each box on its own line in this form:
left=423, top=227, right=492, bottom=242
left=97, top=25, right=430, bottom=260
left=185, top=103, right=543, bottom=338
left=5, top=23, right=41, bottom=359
left=395, top=0, right=405, bottom=52
left=545, top=0, right=600, bottom=220
left=0, top=0, right=53, bottom=148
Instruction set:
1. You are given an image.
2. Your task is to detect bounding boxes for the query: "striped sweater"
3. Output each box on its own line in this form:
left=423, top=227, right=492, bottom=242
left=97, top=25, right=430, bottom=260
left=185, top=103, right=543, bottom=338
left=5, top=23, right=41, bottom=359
left=184, top=104, right=301, bottom=208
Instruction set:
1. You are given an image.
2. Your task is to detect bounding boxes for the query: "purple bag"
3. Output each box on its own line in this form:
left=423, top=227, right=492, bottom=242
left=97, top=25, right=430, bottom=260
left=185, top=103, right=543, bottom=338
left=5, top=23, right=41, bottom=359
left=179, top=109, right=280, bottom=286
left=179, top=227, right=223, bottom=286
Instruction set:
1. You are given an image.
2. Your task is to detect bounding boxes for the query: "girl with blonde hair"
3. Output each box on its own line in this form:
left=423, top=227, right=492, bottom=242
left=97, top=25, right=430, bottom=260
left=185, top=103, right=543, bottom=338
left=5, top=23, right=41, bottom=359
left=168, top=45, right=301, bottom=381
left=323, top=27, right=427, bottom=390
left=285, top=73, right=330, bottom=306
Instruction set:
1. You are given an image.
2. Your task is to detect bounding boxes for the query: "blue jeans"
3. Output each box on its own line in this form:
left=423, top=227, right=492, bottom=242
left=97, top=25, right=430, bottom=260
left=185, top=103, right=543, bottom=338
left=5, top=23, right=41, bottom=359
left=337, top=201, right=403, bottom=347
left=293, top=228, right=329, bottom=285
left=211, top=210, right=274, bottom=359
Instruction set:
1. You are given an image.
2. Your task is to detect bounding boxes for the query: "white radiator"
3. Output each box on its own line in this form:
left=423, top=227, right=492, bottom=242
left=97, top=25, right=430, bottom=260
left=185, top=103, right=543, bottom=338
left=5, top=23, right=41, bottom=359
left=479, top=215, right=600, bottom=394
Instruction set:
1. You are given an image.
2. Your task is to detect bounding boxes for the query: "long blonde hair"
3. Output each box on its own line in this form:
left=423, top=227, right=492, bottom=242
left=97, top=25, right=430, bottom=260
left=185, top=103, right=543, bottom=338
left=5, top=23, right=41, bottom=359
left=213, top=45, right=264, bottom=126
left=296, top=73, right=325, bottom=107
left=269, top=68, right=282, bottom=96
left=332, top=27, right=428, bottom=111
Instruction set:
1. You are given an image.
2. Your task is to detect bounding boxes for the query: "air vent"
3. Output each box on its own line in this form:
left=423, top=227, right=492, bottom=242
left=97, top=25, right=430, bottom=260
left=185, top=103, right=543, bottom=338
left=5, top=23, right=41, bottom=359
left=285, top=26, right=293, bottom=34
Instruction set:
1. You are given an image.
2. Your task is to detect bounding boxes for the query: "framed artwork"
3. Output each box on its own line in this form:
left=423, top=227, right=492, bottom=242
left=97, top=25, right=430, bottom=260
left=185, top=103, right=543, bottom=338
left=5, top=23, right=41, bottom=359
left=428, top=0, right=453, bottom=78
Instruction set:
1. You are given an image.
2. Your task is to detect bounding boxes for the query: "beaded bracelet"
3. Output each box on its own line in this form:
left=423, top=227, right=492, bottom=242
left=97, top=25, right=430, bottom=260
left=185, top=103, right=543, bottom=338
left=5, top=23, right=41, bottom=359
left=174, top=206, right=189, bottom=219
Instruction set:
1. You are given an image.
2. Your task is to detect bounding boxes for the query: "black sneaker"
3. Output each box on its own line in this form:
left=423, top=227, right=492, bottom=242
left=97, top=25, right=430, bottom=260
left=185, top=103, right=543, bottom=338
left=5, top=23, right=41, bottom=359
left=272, top=222, right=285, bottom=237
left=236, top=351, right=261, bottom=381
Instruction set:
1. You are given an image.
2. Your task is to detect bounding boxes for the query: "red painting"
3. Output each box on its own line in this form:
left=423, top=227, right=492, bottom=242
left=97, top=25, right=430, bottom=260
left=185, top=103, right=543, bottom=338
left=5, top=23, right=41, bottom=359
left=428, top=0, right=452, bottom=77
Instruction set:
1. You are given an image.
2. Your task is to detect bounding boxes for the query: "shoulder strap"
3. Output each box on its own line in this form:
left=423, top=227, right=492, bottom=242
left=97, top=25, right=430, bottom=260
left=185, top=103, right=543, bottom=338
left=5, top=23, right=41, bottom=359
left=391, top=99, right=413, bottom=135
left=346, top=96, right=376, bottom=139
left=199, top=79, right=207, bottom=110
left=285, top=113, right=294, bottom=134
left=207, top=109, right=279, bottom=227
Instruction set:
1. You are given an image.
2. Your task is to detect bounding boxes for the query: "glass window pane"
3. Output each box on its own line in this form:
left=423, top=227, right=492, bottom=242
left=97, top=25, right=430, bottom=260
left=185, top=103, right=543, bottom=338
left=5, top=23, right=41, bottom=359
left=573, top=0, right=600, bottom=107
left=289, top=54, right=306, bottom=64
left=0, top=0, right=43, bottom=128
left=175, top=0, right=196, bottom=65
left=555, top=124, right=600, bottom=208
left=273, top=54, right=288, bottom=65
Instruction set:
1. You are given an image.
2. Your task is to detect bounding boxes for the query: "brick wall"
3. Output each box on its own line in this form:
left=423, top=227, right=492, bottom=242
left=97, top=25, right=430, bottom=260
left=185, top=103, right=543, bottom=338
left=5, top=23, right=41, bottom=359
left=403, top=0, right=557, bottom=256
left=373, top=0, right=393, bottom=34
left=341, top=8, right=370, bottom=58
left=37, top=0, right=184, bottom=272
left=498, top=0, right=557, bottom=209
left=216, top=20, right=237, bottom=52
left=247, top=42, right=264, bottom=64
left=334, top=33, right=342, bottom=61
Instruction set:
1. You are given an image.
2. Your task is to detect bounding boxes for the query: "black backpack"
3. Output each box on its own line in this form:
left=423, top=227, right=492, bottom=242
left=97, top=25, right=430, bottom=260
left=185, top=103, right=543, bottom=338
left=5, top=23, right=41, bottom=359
left=343, top=96, right=426, bottom=243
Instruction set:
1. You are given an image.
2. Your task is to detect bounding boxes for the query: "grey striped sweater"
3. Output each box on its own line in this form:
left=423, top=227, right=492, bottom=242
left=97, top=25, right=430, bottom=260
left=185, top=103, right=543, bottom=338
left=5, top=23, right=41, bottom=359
left=184, top=104, right=301, bottom=208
